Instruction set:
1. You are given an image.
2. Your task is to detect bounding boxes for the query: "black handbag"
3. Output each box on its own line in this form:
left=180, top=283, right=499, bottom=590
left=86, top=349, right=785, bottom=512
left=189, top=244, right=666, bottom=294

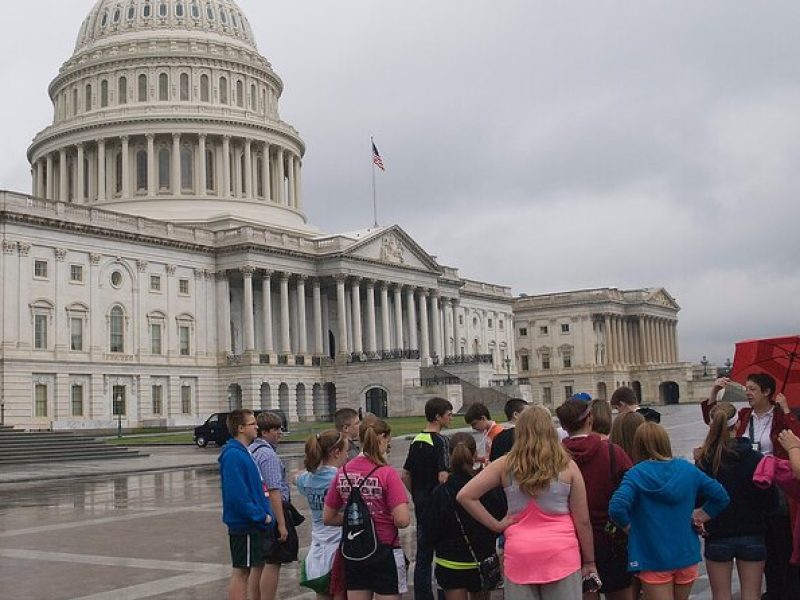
left=263, top=501, right=302, bottom=563
left=446, top=487, right=502, bottom=591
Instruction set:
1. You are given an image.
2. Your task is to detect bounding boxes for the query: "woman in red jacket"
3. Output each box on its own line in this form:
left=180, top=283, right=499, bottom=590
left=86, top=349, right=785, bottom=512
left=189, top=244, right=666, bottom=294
left=702, top=373, right=800, bottom=600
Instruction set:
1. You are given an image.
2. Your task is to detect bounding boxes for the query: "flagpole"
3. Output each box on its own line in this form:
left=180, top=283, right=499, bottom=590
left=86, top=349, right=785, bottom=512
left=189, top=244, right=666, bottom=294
left=371, top=137, right=378, bottom=228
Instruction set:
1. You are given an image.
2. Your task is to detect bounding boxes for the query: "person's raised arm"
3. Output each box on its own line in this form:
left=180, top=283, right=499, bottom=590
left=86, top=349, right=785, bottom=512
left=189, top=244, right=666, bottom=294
left=457, top=458, right=514, bottom=533
left=701, top=377, right=729, bottom=424
left=566, top=461, right=596, bottom=577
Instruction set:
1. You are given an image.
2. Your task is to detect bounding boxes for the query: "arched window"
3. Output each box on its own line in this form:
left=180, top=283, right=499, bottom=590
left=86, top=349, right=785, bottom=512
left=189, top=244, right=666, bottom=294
left=250, top=84, right=256, bottom=110
left=127, top=4, right=136, bottom=21
left=256, top=159, right=263, bottom=197
left=136, top=150, right=147, bottom=191
left=219, top=77, right=228, bottom=104
left=85, top=84, right=92, bottom=112
left=206, top=149, right=215, bottom=191
left=158, top=148, right=170, bottom=189
left=191, top=1, right=200, bottom=19
left=220, top=7, right=228, bottom=24
left=158, top=73, right=169, bottom=101
left=231, top=11, right=239, bottom=29
left=100, top=80, right=109, bottom=107
left=118, top=76, right=127, bottom=104
left=240, top=153, right=246, bottom=191
left=142, top=1, right=152, bottom=18
left=206, top=3, right=215, bottom=20
left=180, top=147, right=193, bottom=191
left=175, top=1, right=185, bottom=18
left=236, top=80, right=244, bottom=107
left=100, top=10, right=109, bottom=27
left=83, top=157, right=90, bottom=199
left=179, top=73, right=189, bottom=101
left=72, top=88, right=78, bottom=116
left=115, top=152, right=123, bottom=194
left=113, top=6, right=121, bottom=23
left=158, top=1, right=168, bottom=18
left=110, top=306, right=124, bottom=353
left=138, top=74, right=148, bottom=101
left=200, top=74, right=209, bottom=101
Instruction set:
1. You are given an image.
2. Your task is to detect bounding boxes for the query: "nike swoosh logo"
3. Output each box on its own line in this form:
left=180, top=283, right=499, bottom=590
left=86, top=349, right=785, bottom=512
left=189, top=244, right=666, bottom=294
left=347, top=530, right=364, bottom=541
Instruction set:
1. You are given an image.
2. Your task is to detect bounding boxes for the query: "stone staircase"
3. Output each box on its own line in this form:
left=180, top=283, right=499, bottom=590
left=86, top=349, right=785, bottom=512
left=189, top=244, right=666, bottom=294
left=420, top=366, right=511, bottom=413
left=0, top=428, right=146, bottom=466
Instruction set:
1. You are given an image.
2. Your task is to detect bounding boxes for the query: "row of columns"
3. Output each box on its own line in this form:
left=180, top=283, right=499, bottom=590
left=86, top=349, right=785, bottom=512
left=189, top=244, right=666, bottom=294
left=603, top=314, right=678, bottom=366
left=31, top=135, right=302, bottom=209
left=218, top=269, right=464, bottom=362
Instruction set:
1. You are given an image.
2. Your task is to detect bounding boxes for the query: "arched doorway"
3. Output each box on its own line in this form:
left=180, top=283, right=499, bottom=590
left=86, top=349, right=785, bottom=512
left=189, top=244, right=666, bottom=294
left=659, top=381, right=680, bottom=405
left=324, top=382, right=337, bottom=417
left=260, top=383, right=271, bottom=410
left=296, top=383, right=308, bottom=421
left=596, top=382, right=607, bottom=401
left=227, top=384, right=242, bottom=411
left=278, top=383, right=290, bottom=414
left=312, top=384, right=325, bottom=419
left=632, top=381, right=642, bottom=403
left=365, top=387, right=388, bottom=418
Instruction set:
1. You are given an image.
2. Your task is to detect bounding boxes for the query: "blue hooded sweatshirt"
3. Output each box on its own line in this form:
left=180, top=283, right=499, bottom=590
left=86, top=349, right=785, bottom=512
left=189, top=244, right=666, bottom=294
left=609, top=458, right=729, bottom=572
left=219, top=438, right=274, bottom=534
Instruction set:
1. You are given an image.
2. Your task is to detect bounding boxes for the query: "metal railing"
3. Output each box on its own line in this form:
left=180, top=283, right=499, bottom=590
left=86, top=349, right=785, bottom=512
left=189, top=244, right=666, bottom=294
left=443, top=353, right=494, bottom=365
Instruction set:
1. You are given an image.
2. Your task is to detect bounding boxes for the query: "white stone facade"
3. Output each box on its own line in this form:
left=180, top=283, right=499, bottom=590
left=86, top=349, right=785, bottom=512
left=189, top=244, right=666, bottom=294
left=513, top=287, right=712, bottom=408
left=0, top=0, right=514, bottom=429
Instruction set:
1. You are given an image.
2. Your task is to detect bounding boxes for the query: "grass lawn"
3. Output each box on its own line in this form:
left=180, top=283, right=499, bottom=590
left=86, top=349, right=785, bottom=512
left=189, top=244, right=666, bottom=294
left=104, top=415, right=434, bottom=446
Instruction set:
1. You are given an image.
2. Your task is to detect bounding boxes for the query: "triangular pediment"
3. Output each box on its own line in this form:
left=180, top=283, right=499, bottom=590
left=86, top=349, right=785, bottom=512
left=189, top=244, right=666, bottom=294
left=647, top=288, right=681, bottom=310
left=337, top=226, right=442, bottom=273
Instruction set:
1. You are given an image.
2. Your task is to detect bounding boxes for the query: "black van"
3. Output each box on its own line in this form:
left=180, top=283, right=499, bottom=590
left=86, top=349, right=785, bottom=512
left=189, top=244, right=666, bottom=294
left=194, top=410, right=289, bottom=447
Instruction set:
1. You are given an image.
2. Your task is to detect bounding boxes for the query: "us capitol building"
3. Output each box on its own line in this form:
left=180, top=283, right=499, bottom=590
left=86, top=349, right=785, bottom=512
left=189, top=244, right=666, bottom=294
left=0, top=0, right=517, bottom=430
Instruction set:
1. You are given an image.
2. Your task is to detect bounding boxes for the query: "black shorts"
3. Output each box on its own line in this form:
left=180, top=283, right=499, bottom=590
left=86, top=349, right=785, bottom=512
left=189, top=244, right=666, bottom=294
left=344, top=546, right=408, bottom=595
left=705, top=534, right=767, bottom=562
left=595, top=532, right=633, bottom=593
left=435, top=563, right=483, bottom=593
left=229, top=532, right=268, bottom=569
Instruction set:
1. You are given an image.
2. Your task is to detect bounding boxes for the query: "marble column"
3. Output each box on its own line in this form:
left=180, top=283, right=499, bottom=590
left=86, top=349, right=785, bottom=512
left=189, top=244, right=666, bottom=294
left=443, top=298, right=453, bottom=358
left=97, top=139, right=106, bottom=201
left=321, top=293, right=331, bottom=356
left=335, top=275, right=348, bottom=355
left=216, top=271, right=231, bottom=354
left=262, top=143, right=271, bottom=201
left=313, top=278, right=323, bottom=355
left=172, top=134, right=181, bottom=194
left=451, top=300, right=461, bottom=355
left=620, top=318, right=629, bottom=365
left=198, top=134, right=207, bottom=197
left=261, top=271, right=273, bottom=355
left=243, top=139, right=253, bottom=198
left=380, top=283, right=391, bottom=353
left=296, top=276, right=307, bottom=354
left=222, top=136, right=231, bottom=197
left=76, top=144, right=85, bottom=203
left=295, top=157, right=303, bottom=210
left=604, top=315, right=613, bottom=365
left=350, top=278, right=363, bottom=354
left=46, top=154, right=54, bottom=199
left=365, top=279, right=377, bottom=355
left=146, top=134, right=155, bottom=197
left=279, top=272, right=291, bottom=355
left=393, top=285, right=404, bottom=350
left=120, top=136, right=130, bottom=198
left=671, top=321, right=679, bottom=362
left=417, top=289, right=430, bottom=362
left=241, top=266, right=255, bottom=353
left=276, top=147, right=285, bottom=204
left=287, top=152, right=296, bottom=207
left=59, top=148, right=68, bottom=202
left=405, top=286, right=418, bottom=351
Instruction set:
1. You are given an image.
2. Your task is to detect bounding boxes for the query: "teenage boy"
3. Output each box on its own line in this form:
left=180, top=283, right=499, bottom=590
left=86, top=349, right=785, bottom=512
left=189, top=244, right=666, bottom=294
left=334, top=407, right=361, bottom=461
left=249, top=411, right=292, bottom=600
left=610, top=385, right=662, bottom=423
left=464, top=401, right=504, bottom=463
left=219, top=409, right=274, bottom=600
left=489, top=397, right=528, bottom=461
left=402, top=397, right=453, bottom=600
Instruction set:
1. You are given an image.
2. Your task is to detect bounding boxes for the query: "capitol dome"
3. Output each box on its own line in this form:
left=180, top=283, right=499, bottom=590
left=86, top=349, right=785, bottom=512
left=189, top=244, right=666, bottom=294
left=28, top=0, right=309, bottom=231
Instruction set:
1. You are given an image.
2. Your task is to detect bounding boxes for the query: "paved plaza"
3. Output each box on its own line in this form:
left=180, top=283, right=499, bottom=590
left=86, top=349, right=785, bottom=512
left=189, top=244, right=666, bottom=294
left=0, top=404, right=750, bottom=599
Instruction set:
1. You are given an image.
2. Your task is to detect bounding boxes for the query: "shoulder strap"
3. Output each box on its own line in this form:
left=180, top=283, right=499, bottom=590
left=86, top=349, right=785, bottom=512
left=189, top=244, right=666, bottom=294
left=749, top=414, right=755, bottom=440
left=343, top=464, right=382, bottom=491
left=444, top=485, right=480, bottom=564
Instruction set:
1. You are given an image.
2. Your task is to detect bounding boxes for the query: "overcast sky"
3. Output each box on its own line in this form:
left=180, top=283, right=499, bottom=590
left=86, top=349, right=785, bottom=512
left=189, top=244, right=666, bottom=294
left=2, top=1, right=799, bottom=365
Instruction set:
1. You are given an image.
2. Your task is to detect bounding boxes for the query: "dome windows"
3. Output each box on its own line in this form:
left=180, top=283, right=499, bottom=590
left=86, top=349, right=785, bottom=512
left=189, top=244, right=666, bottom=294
left=231, top=11, right=239, bottom=29
left=100, top=10, right=109, bottom=27
left=206, top=3, right=214, bottom=20
left=158, top=2, right=168, bottom=18
left=138, top=74, right=148, bottom=102
left=219, top=76, right=228, bottom=104
left=191, top=1, right=200, bottom=19
left=136, top=151, right=148, bottom=192
left=158, top=73, right=169, bottom=101
left=158, top=148, right=170, bottom=190
left=219, top=7, right=228, bottom=25
left=85, top=84, right=92, bottom=112
left=112, top=6, right=122, bottom=24
left=176, top=1, right=185, bottom=18
left=127, top=4, right=136, bottom=21
left=180, top=147, right=194, bottom=191
left=118, top=76, right=128, bottom=104
left=236, top=80, right=243, bottom=107
left=142, top=1, right=152, bottom=18
left=200, top=74, right=210, bottom=102
left=179, top=73, right=190, bottom=101
left=101, top=80, right=109, bottom=108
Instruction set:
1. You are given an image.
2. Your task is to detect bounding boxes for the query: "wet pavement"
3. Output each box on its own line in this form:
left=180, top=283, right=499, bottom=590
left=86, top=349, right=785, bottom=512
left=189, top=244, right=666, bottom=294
left=0, top=404, right=748, bottom=599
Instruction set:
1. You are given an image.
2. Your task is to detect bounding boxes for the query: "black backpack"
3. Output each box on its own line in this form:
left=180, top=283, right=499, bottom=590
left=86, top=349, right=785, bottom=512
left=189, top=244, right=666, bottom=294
left=341, top=464, right=382, bottom=562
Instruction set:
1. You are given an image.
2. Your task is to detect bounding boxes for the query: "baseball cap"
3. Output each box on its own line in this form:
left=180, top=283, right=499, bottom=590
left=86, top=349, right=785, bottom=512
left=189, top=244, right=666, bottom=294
left=571, top=392, right=593, bottom=402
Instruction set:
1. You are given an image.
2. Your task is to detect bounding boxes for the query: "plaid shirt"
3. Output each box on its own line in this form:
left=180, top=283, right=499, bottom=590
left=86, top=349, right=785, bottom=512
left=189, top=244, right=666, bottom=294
left=248, top=438, right=290, bottom=502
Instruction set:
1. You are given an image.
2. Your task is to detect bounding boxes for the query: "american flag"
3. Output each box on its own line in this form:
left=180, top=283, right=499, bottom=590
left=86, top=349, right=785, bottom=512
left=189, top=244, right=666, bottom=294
left=372, top=140, right=385, bottom=171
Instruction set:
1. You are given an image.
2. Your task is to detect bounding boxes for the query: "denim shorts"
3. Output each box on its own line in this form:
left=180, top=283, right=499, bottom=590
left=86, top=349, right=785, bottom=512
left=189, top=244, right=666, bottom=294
left=704, top=534, right=766, bottom=562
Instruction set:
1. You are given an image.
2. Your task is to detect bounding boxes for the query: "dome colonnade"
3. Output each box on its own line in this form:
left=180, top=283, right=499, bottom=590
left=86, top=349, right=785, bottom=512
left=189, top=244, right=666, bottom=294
left=27, top=0, right=306, bottom=227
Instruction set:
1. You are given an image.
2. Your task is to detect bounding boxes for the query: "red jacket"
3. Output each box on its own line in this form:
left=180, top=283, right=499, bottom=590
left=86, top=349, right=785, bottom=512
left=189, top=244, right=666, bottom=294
left=701, top=400, right=800, bottom=460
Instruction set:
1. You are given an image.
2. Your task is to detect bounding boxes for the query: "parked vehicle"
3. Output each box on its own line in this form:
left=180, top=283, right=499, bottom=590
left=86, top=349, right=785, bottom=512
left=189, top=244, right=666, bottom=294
left=194, top=410, right=289, bottom=448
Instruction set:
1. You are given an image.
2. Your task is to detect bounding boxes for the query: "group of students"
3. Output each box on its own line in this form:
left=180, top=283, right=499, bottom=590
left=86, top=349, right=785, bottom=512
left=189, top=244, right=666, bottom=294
left=219, top=371, right=800, bottom=600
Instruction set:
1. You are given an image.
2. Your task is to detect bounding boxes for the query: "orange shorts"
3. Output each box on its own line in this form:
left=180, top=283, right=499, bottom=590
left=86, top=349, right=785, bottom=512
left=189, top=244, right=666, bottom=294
left=638, top=564, right=699, bottom=586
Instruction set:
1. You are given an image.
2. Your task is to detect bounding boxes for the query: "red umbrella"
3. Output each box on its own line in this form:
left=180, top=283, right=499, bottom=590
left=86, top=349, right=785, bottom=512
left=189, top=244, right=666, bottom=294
left=731, top=335, right=800, bottom=407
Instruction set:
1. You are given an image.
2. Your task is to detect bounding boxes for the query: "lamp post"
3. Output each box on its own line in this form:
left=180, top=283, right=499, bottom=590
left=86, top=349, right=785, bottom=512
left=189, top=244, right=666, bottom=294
left=115, top=394, right=123, bottom=439
left=724, top=358, right=732, bottom=377
left=701, top=355, right=709, bottom=377
left=504, top=357, right=512, bottom=384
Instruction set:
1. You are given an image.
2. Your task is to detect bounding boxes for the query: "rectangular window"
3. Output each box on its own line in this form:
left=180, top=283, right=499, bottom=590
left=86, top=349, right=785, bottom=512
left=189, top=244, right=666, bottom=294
left=150, top=323, right=162, bottom=355
left=499, top=320, right=504, bottom=330
left=561, top=323, right=570, bottom=334
left=563, top=354, right=572, bottom=368
left=34, top=315, right=48, bottom=349
left=152, top=385, right=163, bottom=415
left=542, top=355, right=551, bottom=370
left=181, top=385, right=192, bottom=414
left=565, top=385, right=573, bottom=400
left=539, top=326, right=549, bottom=335
left=112, top=385, right=126, bottom=416
left=150, top=275, right=161, bottom=291
left=34, top=260, right=48, bottom=278
left=459, top=315, right=463, bottom=325
left=521, top=355, right=530, bottom=371
left=519, top=327, right=528, bottom=337
left=71, top=385, right=84, bottom=417
left=542, top=386, right=552, bottom=406
left=70, top=317, right=83, bottom=351
left=488, top=318, right=493, bottom=328
left=35, top=383, right=48, bottom=417
left=179, top=279, right=189, bottom=295
left=70, top=264, right=83, bottom=282
left=179, top=326, right=190, bottom=356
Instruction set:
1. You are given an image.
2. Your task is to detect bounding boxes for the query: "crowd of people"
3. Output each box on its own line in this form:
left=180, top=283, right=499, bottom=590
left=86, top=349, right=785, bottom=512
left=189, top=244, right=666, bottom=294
left=218, top=372, right=800, bottom=600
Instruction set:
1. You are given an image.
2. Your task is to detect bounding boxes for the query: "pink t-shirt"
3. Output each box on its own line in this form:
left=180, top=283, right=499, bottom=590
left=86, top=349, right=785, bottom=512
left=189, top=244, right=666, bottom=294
left=324, top=455, right=408, bottom=546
